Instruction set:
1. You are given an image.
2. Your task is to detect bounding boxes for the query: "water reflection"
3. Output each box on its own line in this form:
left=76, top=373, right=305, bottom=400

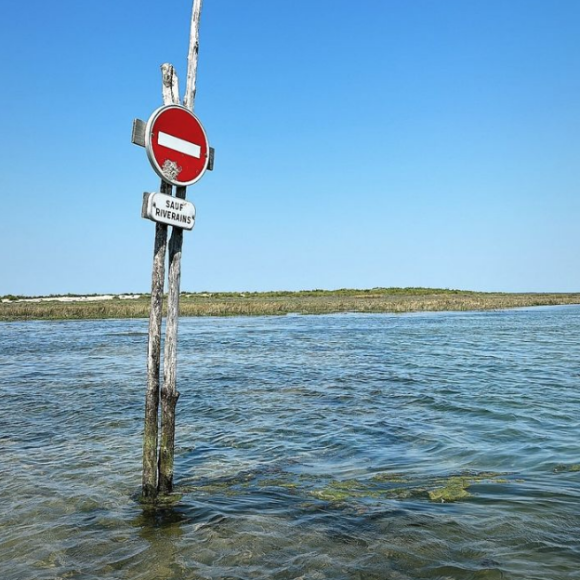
left=133, top=505, right=187, bottom=580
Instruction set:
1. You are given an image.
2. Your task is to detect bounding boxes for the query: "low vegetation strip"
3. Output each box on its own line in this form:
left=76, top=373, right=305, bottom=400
left=1, top=289, right=579, bottom=321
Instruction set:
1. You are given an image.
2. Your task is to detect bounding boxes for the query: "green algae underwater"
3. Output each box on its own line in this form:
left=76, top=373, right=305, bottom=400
left=1, top=307, right=580, bottom=579
left=181, top=468, right=513, bottom=504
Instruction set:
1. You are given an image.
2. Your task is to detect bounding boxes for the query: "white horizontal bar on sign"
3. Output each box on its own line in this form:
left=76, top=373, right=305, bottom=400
left=158, top=131, right=201, bottom=159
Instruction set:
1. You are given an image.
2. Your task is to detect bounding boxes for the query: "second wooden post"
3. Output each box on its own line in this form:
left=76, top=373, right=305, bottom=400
left=157, top=0, right=205, bottom=495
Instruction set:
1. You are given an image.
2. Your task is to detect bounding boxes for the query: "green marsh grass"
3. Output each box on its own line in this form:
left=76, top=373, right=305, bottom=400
left=1, top=288, right=579, bottom=321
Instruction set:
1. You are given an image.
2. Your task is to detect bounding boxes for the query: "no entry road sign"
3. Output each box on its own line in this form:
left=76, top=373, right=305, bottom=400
left=145, top=105, right=210, bottom=187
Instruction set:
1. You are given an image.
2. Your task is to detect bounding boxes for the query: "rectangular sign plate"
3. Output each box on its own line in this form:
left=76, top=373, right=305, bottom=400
left=142, top=192, right=196, bottom=230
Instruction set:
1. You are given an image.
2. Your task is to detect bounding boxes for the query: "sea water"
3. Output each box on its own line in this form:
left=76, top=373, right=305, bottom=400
left=1, top=307, right=579, bottom=579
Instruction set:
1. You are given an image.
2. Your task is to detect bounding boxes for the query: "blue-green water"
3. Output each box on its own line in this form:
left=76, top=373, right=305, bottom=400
left=1, top=307, right=579, bottom=579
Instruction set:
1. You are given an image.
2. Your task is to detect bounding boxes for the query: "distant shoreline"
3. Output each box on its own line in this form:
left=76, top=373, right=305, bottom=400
left=1, top=288, right=579, bottom=321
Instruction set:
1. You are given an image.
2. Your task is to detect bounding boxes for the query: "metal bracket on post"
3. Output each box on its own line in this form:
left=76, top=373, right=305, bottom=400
left=132, top=119, right=147, bottom=147
left=208, top=147, right=215, bottom=171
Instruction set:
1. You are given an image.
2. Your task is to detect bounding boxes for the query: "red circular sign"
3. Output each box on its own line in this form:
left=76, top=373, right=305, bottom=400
left=145, top=105, right=210, bottom=187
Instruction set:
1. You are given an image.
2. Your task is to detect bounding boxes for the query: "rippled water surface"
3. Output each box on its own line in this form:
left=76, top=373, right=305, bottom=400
left=1, top=307, right=580, bottom=579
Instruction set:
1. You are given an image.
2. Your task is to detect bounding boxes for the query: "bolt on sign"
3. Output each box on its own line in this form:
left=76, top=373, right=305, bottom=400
left=145, top=105, right=210, bottom=187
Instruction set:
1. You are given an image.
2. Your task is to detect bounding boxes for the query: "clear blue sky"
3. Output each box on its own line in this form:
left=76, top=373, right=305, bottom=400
left=1, top=0, right=579, bottom=295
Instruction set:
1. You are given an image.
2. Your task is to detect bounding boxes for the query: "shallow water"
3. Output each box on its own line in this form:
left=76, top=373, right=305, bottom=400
left=1, top=307, right=579, bottom=579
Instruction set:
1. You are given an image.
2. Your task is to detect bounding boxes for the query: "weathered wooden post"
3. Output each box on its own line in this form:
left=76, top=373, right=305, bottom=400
left=132, top=0, right=210, bottom=501
left=158, top=0, right=204, bottom=495
left=140, top=65, right=181, bottom=502
left=142, top=203, right=167, bottom=501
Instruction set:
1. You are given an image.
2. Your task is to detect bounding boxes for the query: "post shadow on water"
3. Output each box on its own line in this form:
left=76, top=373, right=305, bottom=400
left=131, top=496, right=212, bottom=580
left=132, top=509, right=185, bottom=580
